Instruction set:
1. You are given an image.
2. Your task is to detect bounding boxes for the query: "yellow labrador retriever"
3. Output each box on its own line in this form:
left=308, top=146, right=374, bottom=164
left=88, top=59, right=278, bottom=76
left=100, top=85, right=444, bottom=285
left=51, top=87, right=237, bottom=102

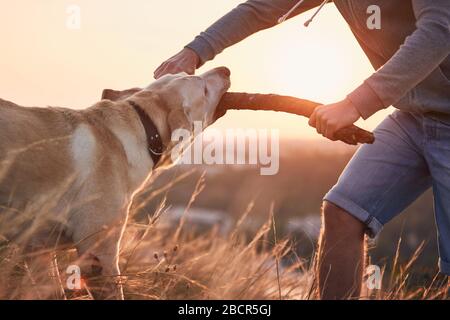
left=0, top=67, right=231, bottom=299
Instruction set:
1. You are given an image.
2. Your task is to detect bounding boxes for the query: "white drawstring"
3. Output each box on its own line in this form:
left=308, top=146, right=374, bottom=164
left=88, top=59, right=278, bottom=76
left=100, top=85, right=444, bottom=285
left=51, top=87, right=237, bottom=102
left=278, top=0, right=329, bottom=27
left=278, top=0, right=307, bottom=24
left=304, top=0, right=329, bottom=27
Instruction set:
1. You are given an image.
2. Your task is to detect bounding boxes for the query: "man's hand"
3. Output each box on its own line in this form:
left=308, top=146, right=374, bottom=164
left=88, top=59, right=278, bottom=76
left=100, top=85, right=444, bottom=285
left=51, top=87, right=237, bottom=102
left=154, top=48, right=200, bottom=79
left=308, top=99, right=362, bottom=140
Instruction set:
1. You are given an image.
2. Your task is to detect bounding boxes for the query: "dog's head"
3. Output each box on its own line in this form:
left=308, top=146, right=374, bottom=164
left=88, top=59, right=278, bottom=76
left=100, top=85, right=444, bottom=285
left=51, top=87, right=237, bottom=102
left=102, top=67, right=231, bottom=142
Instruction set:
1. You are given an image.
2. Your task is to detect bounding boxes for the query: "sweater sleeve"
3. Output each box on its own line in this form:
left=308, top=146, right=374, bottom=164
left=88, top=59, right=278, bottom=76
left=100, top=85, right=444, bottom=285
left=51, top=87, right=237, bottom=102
left=348, top=0, right=450, bottom=119
left=185, top=0, right=325, bottom=66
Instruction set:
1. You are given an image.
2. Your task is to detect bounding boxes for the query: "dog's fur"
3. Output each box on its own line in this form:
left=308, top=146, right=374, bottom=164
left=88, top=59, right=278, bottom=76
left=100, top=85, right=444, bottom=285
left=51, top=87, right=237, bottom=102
left=0, top=67, right=230, bottom=299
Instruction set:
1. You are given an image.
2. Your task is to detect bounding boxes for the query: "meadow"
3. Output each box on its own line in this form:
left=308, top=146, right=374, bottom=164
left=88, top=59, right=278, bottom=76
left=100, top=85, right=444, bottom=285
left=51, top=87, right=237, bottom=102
left=0, top=139, right=447, bottom=299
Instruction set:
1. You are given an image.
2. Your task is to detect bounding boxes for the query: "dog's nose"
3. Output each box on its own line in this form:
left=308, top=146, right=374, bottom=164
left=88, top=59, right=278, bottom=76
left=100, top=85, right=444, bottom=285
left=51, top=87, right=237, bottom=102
left=215, top=67, right=231, bottom=78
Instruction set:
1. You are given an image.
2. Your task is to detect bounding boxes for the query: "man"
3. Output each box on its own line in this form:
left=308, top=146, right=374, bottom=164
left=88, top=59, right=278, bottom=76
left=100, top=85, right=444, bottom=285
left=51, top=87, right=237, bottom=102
left=154, top=0, right=450, bottom=299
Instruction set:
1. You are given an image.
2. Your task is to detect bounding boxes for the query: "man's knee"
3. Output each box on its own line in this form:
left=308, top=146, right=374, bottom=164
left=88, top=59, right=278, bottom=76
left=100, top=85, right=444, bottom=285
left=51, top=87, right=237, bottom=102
left=322, top=201, right=365, bottom=235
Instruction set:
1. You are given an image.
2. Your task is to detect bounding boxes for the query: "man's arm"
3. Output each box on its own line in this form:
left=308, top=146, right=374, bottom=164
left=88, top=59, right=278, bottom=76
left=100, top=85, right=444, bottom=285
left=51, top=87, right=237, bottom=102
left=311, top=0, right=450, bottom=140
left=154, top=0, right=324, bottom=78
left=186, top=0, right=324, bottom=66
left=347, top=0, right=450, bottom=119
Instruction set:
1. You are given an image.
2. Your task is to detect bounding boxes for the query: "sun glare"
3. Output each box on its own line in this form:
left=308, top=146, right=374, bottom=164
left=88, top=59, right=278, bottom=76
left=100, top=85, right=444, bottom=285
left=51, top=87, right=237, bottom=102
left=0, top=1, right=389, bottom=139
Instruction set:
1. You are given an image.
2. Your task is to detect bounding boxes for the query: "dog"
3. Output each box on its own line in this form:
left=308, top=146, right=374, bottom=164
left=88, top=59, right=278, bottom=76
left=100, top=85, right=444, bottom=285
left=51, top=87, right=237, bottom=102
left=0, top=66, right=231, bottom=299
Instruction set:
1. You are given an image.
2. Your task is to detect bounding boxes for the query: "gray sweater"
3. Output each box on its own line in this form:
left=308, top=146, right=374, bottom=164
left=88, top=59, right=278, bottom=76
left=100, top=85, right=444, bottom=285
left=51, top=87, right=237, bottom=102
left=186, top=0, right=450, bottom=121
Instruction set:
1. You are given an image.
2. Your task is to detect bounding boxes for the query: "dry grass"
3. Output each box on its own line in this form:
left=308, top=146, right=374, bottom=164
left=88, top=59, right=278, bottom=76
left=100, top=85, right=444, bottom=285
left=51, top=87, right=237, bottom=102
left=0, top=171, right=448, bottom=300
left=0, top=215, right=313, bottom=300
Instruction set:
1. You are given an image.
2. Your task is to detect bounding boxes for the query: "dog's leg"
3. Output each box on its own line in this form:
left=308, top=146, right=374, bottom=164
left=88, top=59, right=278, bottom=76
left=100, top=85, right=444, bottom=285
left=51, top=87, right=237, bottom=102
left=71, top=207, right=128, bottom=300
left=80, top=247, right=124, bottom=300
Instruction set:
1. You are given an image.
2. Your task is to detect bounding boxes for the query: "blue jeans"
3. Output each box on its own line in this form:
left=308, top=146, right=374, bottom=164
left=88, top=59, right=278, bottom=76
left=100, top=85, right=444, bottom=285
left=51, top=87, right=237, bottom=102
left=325, top=110, right=450, bottom=275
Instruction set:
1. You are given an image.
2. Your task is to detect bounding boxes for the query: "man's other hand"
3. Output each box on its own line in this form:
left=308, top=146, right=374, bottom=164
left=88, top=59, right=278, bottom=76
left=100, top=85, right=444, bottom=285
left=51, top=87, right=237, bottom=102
left=154, top=48, right=200, bottom=79
left=309, top=99, right=362, bottom=140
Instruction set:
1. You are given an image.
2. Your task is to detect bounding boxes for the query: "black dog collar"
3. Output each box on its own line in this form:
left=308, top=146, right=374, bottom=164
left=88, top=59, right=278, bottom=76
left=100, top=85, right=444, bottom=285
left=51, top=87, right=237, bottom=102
left=128, top=100, right=164, bottom=166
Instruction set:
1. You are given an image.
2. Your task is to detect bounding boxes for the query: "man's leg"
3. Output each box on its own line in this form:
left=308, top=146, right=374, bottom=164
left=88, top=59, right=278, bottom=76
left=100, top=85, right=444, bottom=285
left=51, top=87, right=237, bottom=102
left=318, top=201, right=365, bottom=299
left=318, top=110, right=432, bottom=299
left=422, top=117, right=450, bottom=288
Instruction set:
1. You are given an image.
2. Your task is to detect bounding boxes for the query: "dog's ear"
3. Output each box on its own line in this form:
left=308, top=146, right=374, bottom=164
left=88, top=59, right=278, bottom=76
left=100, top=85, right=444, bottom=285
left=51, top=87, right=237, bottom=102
left=167, top=109, right=192, bottom=133
left=101, top=88, right=142, bottom=102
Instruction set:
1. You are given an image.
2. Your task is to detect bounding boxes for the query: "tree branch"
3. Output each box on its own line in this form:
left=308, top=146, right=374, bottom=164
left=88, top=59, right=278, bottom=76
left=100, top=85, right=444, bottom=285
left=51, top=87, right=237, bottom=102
left=216, top=92, right=375, bottom=145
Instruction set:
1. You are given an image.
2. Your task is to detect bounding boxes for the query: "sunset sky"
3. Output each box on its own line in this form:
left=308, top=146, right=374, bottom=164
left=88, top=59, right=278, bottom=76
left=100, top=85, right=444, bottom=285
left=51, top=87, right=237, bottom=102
left=0, top=0, right=393, bottom=139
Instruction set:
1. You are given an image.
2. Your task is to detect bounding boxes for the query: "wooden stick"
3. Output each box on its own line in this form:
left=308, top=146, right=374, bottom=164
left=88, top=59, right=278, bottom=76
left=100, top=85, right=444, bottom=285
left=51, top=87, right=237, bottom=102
left=216, top=92, right=375, bottom=145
